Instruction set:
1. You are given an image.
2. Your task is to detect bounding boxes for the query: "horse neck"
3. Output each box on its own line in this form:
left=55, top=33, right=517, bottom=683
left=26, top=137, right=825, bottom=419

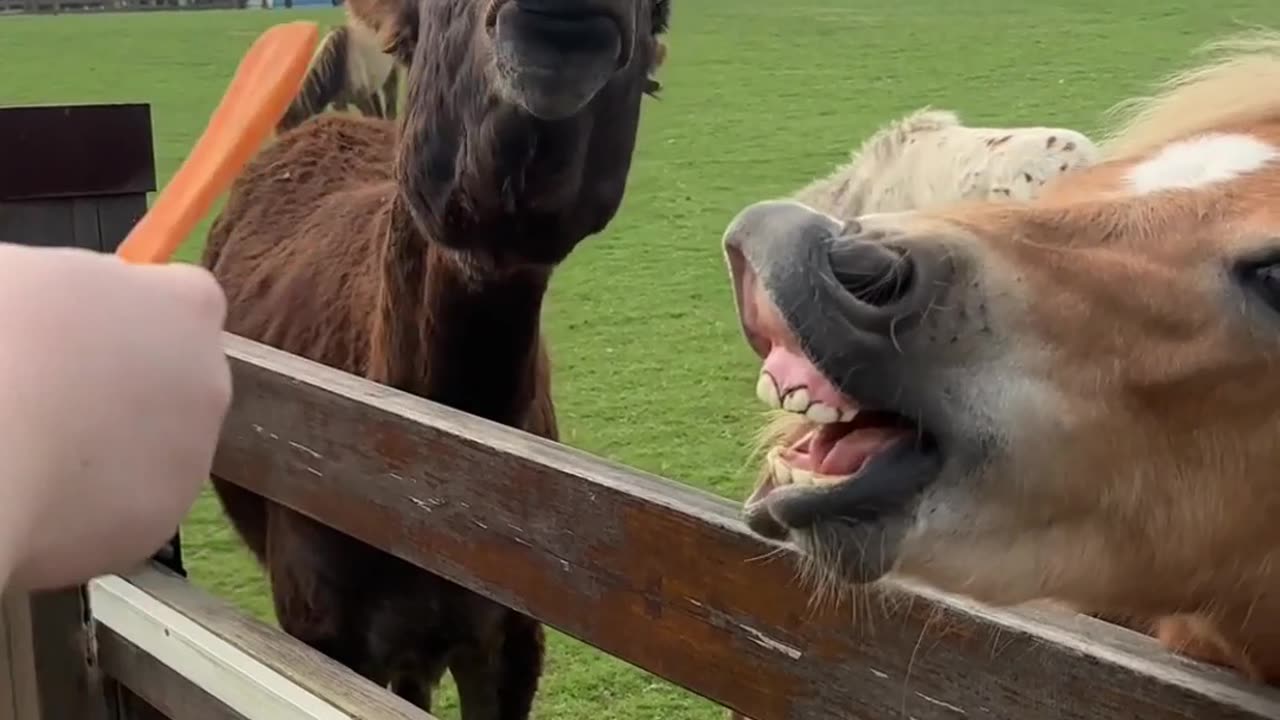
left=370, top=203, right=551, bottom=427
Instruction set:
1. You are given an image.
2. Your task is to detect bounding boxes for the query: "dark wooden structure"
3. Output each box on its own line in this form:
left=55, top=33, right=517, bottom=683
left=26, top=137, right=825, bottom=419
left=0, top=103, right=181, bottom=720
left=0, top=103, right=154, bottom=252
left=5, top=102, right=1280, bottom=719
left=0, top=103, right=185, bottom=582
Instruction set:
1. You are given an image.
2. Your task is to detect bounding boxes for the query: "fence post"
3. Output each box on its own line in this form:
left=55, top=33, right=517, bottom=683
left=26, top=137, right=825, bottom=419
left=1, top=588, right=109, bottom=719
left=0, top=103, right=175, bottom=719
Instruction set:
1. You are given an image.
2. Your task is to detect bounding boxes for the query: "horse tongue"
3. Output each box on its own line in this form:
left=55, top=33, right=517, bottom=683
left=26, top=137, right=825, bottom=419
left=761, top=345, right=851, bottom=410
left=813, top=425, right=913, bottom=477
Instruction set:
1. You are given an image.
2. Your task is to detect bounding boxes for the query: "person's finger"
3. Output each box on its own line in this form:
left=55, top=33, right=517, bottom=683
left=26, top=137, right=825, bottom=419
left=133, top=261, right=228, bottom=330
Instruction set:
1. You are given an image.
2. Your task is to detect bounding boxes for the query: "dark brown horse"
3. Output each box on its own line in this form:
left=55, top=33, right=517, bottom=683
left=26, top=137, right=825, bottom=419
left=202, top=0, right=670, bottom=716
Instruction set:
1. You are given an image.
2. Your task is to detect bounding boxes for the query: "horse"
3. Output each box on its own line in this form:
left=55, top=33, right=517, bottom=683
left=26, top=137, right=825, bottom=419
left=725, top=29, right=1280, bottom=684
left=277, top=9, right=401, bottom=132
left=202, top=0, right=671, bottom=715
left=794, top=107, right=1097, bottom=215
left=726, top=106, right=1096, bottom=720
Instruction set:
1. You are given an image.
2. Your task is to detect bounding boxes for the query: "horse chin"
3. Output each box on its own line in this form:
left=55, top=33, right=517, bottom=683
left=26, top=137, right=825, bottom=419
left=743, top=433, right=943, bottom=587
left=491, top=1, right=625, bottom=121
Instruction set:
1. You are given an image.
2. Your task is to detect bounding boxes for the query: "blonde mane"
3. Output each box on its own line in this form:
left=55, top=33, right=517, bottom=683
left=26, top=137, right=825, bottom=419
left=1102, top=29, right=1280, bottom=159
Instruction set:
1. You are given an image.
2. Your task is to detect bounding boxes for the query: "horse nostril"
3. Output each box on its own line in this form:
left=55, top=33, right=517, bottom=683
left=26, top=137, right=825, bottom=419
left=828, top=241, right=915, bottom=308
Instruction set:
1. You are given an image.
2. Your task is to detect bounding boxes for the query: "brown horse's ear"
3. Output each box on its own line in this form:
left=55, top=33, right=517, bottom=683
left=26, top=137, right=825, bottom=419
left=345, top=0, right=418, bottom=62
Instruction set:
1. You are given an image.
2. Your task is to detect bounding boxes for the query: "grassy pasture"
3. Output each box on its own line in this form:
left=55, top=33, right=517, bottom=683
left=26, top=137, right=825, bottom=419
left=4, top=0, right=1280, bottom=716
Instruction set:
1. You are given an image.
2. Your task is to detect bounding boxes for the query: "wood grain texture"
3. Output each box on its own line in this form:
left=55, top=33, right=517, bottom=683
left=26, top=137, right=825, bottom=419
left=98, top=624, right=248, bottom=720
left=213, top=333, right=1280, bottom=720
left=0, top=588, right=109, bottom=720
left=115, top=565, right=434, bottom=720
left=1, top=590, right=40, bottom=719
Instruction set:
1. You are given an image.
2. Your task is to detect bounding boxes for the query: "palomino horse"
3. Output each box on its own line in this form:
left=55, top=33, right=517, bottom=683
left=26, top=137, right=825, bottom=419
left=203, top=0, right=670, bottom=716
left=726, top=106, right=1096, bottom=720
left=277, top=9, right=400, bottom=132
left=724, top=29, right=1280, bottom=683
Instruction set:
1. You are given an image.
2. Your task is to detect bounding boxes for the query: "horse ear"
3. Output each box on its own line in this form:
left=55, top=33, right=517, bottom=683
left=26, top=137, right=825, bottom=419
left=642, top=40, right=667, bottom=96
left=345, top=0, right=418, bottom=63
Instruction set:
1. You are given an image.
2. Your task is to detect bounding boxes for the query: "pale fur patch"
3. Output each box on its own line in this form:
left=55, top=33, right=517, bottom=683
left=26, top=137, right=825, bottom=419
left=346, top=13, right=397, bottom=92
left=792, top=107, right=1098, bottom=220
left=1124, top=132, right=1278, bottom=194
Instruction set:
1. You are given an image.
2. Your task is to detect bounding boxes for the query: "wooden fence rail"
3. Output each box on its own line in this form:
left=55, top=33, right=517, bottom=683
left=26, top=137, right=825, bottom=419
left=6, top=100, right=1280, bottom=719
left=215, top=334, right=1280, bottom=720
left=89, top=566, right=433, bottom=719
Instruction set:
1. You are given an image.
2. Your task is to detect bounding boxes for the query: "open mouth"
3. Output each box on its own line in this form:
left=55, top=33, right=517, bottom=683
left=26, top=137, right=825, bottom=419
left=744, top=340, right=940, bottom=530
left=730, top=245, right=942, bottom=539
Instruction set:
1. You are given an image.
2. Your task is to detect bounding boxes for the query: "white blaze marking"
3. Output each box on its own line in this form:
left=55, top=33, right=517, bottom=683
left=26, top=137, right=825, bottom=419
left=1126, top=132, right=1278, bottom=194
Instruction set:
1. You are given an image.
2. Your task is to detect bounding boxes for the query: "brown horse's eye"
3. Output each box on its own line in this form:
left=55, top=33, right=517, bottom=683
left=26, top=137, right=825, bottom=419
left=1234, top=251, right=1280, bottom=313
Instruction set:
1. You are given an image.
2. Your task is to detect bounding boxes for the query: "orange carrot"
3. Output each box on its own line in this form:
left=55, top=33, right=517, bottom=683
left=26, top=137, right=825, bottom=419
left=116, top=21, right=319, bottom=265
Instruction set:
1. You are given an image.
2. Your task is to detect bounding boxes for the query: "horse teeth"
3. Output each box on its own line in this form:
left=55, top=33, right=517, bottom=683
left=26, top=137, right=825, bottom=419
left=755, top=372, right=782, bottom=409
left=805, top=402, right=840, bottom=424
left=839, top=408, right=857, bottom=423
left=782, top=387, right=811, bottom=413
left=813, top=473, right=844, bottom=486
left=791, top=468, right=814, bottom=486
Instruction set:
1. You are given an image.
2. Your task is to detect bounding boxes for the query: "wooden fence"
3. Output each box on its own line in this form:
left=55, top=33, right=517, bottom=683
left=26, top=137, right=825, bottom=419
left=5, top=102, right=1280, bottom=719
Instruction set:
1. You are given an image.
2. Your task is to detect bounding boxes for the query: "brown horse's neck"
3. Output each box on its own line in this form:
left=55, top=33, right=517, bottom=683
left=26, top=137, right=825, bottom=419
left=369, top=202, right=551, bottom=427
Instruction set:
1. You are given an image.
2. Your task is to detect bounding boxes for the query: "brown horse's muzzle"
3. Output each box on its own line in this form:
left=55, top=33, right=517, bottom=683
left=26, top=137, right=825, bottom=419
left=489, top=0, right=637, bottom=120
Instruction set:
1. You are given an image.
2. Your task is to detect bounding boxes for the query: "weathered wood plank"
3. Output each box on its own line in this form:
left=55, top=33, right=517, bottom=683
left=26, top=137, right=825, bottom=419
left=28, top=587, right=107, bottom=720
left=95, top=193, right=150, bottom=254
left=0, top=199, right=78, bottom=247
left=92, top=567, right=434, bottom=720
left=97, top=623, right=250, bottom=720
left=213, top=332, right=1280, bottom=720
left=0, top=588, right=108, bottom=719
left=1, top=590, right=41, bottom=719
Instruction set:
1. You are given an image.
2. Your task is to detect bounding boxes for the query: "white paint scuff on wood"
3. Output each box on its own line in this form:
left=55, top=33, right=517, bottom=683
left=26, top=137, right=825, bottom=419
left=89, top=574, right=355, bottom=720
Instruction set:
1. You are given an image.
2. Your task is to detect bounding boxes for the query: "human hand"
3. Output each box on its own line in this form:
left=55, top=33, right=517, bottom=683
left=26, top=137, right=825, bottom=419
left=0, top=244, right=231, bottom=591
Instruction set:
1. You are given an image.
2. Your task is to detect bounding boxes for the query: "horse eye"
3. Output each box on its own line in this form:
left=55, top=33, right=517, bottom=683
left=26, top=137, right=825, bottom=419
left=1234, top=251, right=1280, bottom=312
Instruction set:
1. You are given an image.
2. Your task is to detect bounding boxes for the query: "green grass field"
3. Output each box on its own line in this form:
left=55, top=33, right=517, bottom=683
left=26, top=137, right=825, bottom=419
left=5, top=1, right=1280, bottom=716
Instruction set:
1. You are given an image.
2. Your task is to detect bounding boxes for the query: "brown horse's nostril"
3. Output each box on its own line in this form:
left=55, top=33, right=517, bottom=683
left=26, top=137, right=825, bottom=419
left=828, top=241, right=915, bottom=308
